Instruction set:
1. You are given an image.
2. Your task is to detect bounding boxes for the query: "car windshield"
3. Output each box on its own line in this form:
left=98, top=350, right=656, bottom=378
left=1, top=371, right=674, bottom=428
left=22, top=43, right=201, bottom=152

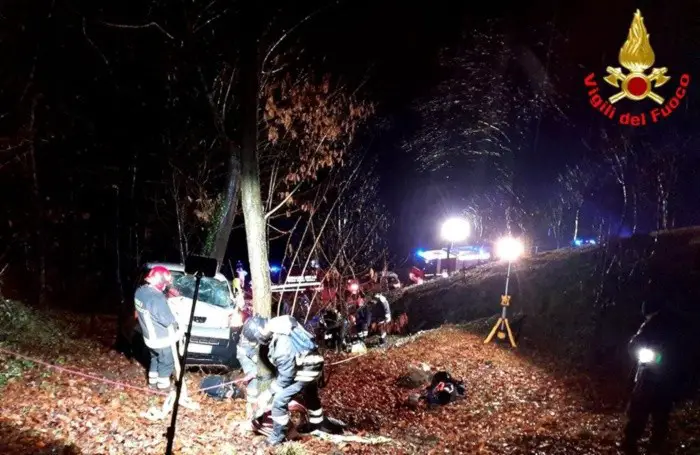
left=171, top=272, right=232, bottom=308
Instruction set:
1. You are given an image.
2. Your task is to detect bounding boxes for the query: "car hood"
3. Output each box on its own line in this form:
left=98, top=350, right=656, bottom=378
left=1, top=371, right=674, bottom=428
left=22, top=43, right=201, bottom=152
left=168, top=296, right=233, bottom=330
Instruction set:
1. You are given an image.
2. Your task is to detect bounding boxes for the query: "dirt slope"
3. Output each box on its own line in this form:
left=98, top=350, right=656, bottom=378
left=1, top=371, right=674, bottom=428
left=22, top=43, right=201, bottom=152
left=391, top=229, right=700, bottom=374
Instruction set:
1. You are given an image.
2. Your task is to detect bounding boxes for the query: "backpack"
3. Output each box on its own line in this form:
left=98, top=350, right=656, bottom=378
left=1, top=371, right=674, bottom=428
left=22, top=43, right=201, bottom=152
left=289, top=323, right=318, bottom=354
left=425, top=371, right=466, bottom=405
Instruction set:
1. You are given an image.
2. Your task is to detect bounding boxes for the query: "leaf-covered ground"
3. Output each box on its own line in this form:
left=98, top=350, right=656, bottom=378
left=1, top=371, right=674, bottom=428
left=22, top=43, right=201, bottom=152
left=1, top=317, right=699, bottom=454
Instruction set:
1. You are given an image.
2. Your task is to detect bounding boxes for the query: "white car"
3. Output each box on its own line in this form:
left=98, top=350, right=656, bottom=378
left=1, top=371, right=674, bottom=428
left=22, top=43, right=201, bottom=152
left=131, top=262, right=242, bottom=369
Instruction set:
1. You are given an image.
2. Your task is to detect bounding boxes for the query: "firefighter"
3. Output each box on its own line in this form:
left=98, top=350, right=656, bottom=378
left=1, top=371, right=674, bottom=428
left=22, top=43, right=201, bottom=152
left=354, top=296, right=371, bottom=342
left=369, top=293, right=392, bottom=346
left=409, top=266, right=424, bottom=285
left=236, top=315, right=269, bottom=423
left=134, top=266, right=180, bottom=390
left=235, top=260, right=248, bottom=289
left=253, top=315, right=343, bottom=446
left=320, top=306, right=348, bottom=351
left=621, top=293, right=696, bottom=453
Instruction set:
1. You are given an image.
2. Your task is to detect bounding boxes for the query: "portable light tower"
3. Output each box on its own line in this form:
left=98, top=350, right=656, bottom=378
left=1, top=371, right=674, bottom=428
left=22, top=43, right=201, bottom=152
left=484, top=237, right=524, bottom=348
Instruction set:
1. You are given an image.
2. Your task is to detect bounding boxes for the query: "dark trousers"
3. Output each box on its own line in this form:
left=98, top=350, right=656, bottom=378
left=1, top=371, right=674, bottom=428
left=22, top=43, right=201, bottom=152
left=148, top=346, right=174, bottom=388
left=624, top=380, right=673, bottom=446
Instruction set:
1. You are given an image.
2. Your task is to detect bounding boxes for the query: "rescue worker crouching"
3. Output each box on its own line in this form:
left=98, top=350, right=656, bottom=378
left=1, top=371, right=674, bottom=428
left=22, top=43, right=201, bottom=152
left=236, top=315, right=272, bottom=422
left=253, top=315, right=343, bottom=446
left=621, top=291, right=697, bottom=454
left=134, top=266, right=182, bottom=390
left=355, top=293, right=391, bottom=346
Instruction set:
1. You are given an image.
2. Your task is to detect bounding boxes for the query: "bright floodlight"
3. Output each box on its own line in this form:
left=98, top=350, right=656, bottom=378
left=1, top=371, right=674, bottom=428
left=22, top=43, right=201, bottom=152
left=441, top=217, right=470, bottom=243
left=495, top=237, right=525, bottom=262
left=637, top=347, right=656, bottom=364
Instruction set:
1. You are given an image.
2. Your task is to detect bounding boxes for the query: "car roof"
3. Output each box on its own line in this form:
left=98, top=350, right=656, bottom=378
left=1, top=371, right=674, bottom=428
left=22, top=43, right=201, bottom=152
left=144, top=262, right=229, bottom=282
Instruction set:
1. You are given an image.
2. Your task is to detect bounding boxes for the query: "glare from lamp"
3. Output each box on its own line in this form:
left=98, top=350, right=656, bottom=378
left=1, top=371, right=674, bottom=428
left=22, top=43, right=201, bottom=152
left=637, top=347, right=656, bottom=364
left=495, top=237, right=525, bottom=262
left=441, top=217, right=471, bottom=243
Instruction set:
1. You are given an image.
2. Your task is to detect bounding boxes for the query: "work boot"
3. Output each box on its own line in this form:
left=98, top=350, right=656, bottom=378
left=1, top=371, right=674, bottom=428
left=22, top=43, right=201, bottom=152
left=308, top=417, right=344, bottom=435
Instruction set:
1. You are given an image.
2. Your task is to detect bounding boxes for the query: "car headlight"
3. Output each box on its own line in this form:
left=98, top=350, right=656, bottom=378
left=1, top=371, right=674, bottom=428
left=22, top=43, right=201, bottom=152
left=637, top=347, right=657, bottom=364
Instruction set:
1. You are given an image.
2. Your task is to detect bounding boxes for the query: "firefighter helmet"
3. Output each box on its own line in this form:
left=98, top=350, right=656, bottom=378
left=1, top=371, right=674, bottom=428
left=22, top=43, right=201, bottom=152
left=145, top=266, right=173, bottom=291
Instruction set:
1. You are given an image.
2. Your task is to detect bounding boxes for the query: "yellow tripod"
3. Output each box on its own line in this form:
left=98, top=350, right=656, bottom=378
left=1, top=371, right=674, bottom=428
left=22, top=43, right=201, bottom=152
left=484, top=294, right=517, bottom=347
left=484, top=260, right=517, bottom=348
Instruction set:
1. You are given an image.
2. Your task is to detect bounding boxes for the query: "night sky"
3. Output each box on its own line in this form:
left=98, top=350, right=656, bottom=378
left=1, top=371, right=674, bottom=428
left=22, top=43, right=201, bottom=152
left=293, top=0, right=700, bottom=259
left=3, top=0, right=700, bottom=286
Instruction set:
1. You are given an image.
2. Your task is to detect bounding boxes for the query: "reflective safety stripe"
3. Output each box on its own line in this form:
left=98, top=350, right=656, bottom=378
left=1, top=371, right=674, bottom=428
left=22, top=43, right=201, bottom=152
left=296, top=370, right=319, bottom=377
left=294, top=371, right=320, bottom=382
left=157, top=377, right=170, bottom=389
left=308, top=408, right=323, bottom=417
left=271, top=414, right=290, bottom=425
left=148, top=371, right=158, bottom=378
left=309, top=416, right=324, bottom=424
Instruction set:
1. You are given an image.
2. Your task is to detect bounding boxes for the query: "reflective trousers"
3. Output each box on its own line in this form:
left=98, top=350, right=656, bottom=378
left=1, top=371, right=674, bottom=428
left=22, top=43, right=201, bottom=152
left=148, top=346, right=174, bottom=389
left=269, top=380, right=323, bottom=444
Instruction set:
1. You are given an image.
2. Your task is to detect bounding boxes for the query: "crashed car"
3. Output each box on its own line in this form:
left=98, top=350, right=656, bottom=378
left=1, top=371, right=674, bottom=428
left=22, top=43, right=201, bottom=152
left=127, top=262, right=244, bottom=369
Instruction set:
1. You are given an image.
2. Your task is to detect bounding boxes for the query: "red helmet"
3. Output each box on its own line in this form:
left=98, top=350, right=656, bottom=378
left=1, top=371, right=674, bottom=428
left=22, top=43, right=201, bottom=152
left=145, top=266, right=173, bottom=291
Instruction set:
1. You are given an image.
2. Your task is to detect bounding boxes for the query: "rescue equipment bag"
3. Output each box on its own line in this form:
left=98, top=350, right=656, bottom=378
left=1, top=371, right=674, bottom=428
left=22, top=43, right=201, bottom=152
left=425, top=371, right=466, bottom=405
left=199, top=375, right=244, bottom=401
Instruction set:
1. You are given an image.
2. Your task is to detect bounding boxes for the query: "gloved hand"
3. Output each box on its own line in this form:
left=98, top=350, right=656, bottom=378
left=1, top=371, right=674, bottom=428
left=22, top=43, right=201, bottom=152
left=385, top=315, right=392, bottom=323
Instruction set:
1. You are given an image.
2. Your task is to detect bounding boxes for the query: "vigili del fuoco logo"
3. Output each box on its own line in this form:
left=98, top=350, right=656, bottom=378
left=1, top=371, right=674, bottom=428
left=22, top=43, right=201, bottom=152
left=584, top=9, right=690, bottom=126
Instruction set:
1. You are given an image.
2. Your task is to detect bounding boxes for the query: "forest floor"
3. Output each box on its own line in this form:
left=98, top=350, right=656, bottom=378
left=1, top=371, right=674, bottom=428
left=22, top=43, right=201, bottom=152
left=1, top=302, right=700, bottom=455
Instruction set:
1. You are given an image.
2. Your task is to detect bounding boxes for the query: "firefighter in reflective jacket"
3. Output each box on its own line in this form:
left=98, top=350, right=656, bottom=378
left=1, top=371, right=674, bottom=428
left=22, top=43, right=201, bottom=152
left=134, top=266, right=181, bottom=390
left=254, top=315, right=343, bottom=446
left=237, top=315, right=266, bottom=422
left=356, top=293, right=391, bottom=345
left=370, top=293, right=391, bottom=345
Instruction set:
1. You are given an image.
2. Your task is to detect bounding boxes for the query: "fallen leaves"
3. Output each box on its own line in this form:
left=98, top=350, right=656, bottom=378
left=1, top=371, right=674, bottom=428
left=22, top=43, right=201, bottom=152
left=1, top=321, right=699, bottom=454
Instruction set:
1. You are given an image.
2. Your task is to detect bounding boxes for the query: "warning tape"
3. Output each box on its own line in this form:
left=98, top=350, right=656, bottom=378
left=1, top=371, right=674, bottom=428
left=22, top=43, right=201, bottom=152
left=0, top=346, right=251, bottom=396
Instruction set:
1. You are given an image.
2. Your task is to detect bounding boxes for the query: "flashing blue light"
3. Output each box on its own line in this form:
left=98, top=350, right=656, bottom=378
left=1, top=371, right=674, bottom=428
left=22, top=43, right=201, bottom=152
left=573, top=239, right=583, bottom=246
left=270, top=265, right=281, bottom=273
left=589, top=239, right=596, bottom=245
left=416, top=249, right=425, bottom=257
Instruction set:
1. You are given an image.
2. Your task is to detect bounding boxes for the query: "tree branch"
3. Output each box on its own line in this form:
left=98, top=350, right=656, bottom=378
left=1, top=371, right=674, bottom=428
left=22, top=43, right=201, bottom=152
left=264, top=181, right=303, bottom=219
left=99, top=21, right=175, bottom=40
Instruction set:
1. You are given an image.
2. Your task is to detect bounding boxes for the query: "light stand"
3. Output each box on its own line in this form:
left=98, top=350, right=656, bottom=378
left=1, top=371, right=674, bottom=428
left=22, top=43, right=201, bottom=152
left=445, top=241, right=453, bottom=274
left=484, top=260, right=517, bottom=348
left=164, top=255, right=217, bottom=455
left=165, top=271, right=201, bottom=455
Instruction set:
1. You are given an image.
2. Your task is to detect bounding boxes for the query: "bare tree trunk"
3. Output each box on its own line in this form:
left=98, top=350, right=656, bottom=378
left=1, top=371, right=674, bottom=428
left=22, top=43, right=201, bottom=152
left=27, top=97, right=46, bottom=306
left=573, top=207, right=580, bottom=242
left=239, top=4, right=272, bottom=318
left=208, top=142, right=241, bottom=267
left=172, top=173, right=187, bottom=264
